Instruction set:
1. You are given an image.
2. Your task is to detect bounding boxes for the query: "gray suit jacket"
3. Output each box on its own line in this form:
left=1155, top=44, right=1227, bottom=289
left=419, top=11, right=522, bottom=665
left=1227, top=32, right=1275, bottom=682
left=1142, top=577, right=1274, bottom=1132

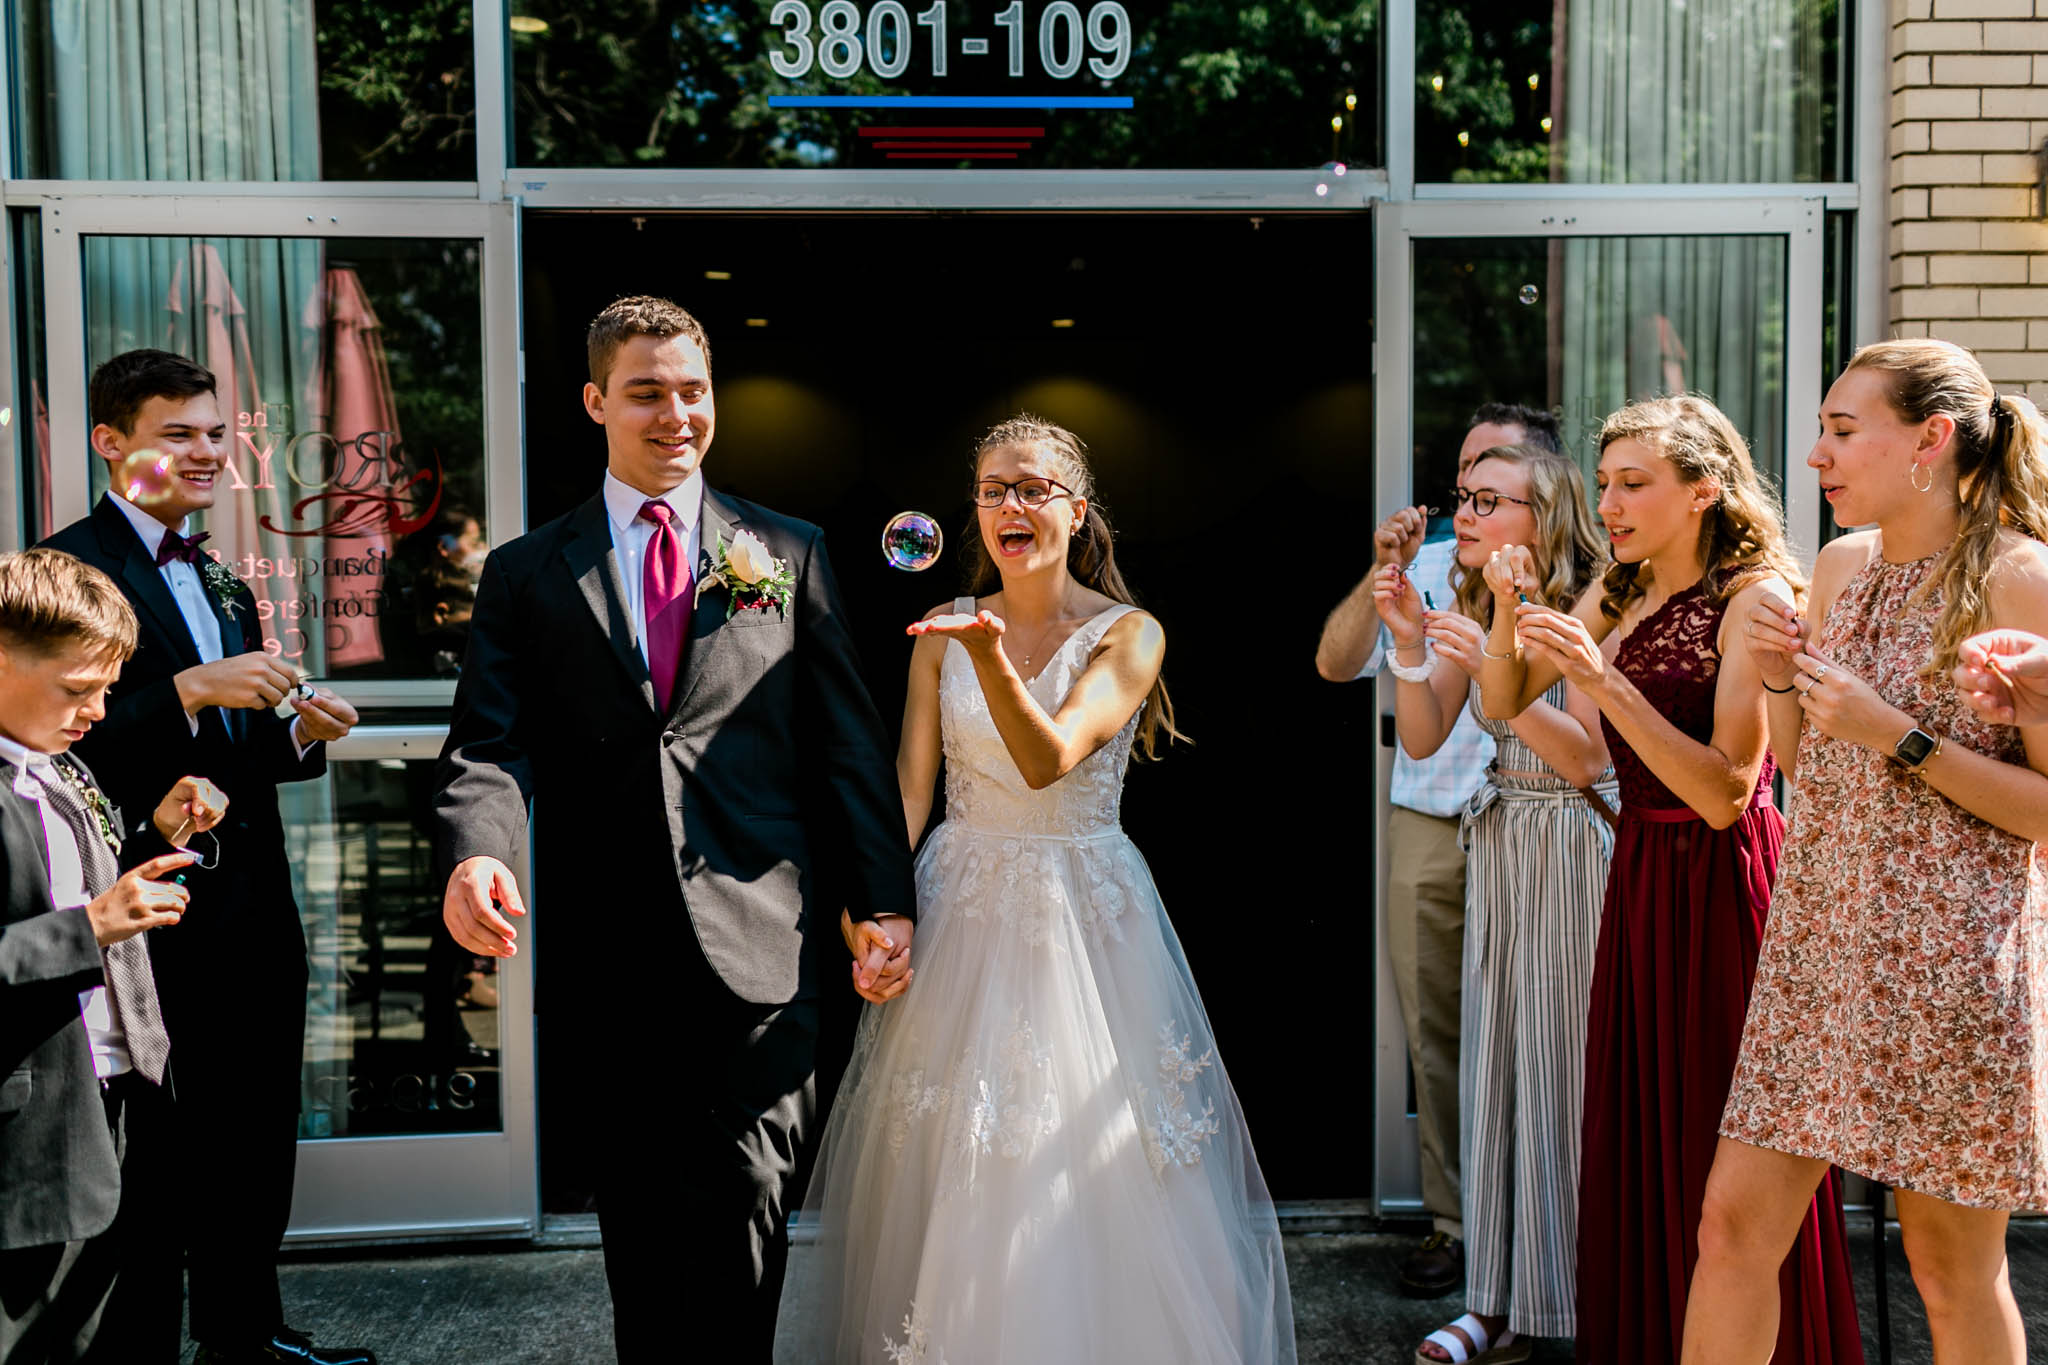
left=0, top=760, right=119, bottom=1249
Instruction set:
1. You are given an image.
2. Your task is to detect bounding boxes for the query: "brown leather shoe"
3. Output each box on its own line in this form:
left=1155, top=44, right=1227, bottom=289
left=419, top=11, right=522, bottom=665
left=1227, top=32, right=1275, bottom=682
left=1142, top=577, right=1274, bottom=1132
left=1397, top=1230, right=1463, bottom=1297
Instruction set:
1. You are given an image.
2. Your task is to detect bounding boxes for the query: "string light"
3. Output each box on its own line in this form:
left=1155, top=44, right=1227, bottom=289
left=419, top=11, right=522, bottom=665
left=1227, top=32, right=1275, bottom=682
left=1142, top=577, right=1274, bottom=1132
left=1457, top=130, right=1470, bottom=148
left=1430, top=74, right=1444, bottom=93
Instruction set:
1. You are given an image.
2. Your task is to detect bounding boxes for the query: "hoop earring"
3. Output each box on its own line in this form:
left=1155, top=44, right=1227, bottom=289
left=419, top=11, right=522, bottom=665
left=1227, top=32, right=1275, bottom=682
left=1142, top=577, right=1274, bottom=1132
left=1911, top=461, right=1934, bottom=494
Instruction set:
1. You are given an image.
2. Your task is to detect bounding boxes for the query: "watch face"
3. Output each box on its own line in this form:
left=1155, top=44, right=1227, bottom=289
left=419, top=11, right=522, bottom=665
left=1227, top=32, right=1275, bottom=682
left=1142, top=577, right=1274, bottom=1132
left=1895, top=728, right=1936, bottom=767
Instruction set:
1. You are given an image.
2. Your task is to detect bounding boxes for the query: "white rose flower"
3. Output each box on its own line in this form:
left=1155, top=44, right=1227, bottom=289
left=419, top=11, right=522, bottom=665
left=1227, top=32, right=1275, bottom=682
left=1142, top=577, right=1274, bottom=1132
left=725, top=530, right=776, bottom=585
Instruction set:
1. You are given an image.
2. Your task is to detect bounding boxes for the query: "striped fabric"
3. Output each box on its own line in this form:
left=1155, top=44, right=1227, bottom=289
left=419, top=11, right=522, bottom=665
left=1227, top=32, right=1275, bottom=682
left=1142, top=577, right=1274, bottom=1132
left=1457, top=681, right=1617, bottom=1338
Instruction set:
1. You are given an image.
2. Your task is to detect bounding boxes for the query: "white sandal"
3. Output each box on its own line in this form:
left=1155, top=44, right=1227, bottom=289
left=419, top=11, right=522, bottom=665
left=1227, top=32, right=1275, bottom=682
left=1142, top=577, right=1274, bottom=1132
left=1414, top=1313, right=1532, bottom=1365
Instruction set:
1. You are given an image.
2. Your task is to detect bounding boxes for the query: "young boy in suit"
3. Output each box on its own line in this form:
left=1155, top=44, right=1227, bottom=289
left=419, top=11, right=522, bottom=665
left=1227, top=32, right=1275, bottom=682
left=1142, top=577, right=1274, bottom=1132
left=0, top=546, right=226, bottom=1362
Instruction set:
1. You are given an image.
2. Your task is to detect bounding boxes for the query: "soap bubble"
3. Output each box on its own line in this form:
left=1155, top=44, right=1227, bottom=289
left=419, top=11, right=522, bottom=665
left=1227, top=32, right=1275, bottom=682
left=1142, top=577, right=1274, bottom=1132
left=1518, top=283, right=1540, bottom=306
left=882, top=511, right=944, bottom=572
left=118, top=448, right=178, bottom=507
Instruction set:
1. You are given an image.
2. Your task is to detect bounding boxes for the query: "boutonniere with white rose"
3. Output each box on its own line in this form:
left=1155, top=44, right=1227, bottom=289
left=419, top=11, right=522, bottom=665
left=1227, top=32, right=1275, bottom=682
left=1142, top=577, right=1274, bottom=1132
left=199, top=558, right=246, bottom=616
left=695, top=529, right=795, bottom=619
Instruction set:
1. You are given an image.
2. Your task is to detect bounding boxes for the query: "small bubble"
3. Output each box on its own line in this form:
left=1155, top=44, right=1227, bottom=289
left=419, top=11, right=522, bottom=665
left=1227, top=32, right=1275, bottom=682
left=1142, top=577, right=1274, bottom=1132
left=118, top=448, right=179, bottom=507
left=1518, top=283, right=1540, bottom=306
left=881, top=511, right=944, bottom=572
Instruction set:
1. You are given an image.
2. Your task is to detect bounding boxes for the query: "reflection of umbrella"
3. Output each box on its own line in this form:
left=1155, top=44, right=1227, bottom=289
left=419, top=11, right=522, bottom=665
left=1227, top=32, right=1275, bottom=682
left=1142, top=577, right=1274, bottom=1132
left=165, top=244, right=295, bottom=654
left=302, top=267, right=401, bottom=668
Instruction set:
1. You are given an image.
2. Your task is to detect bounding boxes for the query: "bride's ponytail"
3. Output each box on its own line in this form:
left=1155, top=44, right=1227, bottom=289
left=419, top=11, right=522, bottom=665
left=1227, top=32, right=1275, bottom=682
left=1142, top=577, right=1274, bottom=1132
left=966, top=415, right=1187, bottom=758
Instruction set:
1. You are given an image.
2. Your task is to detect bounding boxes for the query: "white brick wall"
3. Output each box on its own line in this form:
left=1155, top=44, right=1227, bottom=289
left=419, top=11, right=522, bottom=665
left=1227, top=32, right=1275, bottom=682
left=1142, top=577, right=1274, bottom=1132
left=1890, top=0, right=2048, bottom=403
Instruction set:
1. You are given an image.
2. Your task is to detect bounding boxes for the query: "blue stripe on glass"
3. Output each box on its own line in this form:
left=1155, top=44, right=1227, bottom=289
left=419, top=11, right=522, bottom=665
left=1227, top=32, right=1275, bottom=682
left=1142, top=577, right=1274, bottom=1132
left=767, top=95, right=1134, bottom=108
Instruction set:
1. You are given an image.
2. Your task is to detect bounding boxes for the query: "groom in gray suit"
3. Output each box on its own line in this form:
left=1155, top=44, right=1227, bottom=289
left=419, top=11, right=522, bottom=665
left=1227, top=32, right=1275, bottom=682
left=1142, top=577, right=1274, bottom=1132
left=435, top=296, right=915, bottom=1361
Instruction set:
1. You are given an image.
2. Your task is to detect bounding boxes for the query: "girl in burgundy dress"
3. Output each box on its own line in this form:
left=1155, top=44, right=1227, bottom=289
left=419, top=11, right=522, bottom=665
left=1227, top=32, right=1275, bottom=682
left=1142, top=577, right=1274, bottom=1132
left=1476, top=395, right=1863, bottom=1365
left=1686, top=342, right=2048, bottom=1365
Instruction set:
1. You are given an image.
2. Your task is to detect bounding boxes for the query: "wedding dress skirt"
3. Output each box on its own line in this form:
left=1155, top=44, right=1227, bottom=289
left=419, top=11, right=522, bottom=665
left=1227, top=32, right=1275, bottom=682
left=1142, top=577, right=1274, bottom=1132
left=780, top=604, right=1294, bottom=1364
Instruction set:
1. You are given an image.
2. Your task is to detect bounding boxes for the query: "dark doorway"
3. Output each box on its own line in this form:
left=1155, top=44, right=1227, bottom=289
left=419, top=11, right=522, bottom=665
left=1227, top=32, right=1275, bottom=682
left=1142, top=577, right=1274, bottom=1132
left=521, top=210, right=1376, bottom=1204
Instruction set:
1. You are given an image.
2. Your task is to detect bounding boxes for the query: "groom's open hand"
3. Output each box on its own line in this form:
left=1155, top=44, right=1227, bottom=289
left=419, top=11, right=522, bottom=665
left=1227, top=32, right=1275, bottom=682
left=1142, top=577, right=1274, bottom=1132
left=445, top=854, right=526, bottom=957
left=842, top=910, right=914, bottom=1004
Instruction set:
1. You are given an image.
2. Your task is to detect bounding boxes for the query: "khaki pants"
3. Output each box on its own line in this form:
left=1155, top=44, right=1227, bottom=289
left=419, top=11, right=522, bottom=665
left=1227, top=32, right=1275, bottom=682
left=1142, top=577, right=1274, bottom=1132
left=1387, top=805, right=1467, bottom=1238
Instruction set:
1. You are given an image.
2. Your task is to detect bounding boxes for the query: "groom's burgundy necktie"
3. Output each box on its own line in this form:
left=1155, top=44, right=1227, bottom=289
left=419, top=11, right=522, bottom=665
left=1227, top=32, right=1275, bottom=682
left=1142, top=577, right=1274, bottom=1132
left=640, top=499, right=692, bottom=713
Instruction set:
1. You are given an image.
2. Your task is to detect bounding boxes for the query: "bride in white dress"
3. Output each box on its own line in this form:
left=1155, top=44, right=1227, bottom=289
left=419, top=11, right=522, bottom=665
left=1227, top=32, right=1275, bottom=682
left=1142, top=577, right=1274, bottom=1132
left=780, top=416, right=1295, bottom=1364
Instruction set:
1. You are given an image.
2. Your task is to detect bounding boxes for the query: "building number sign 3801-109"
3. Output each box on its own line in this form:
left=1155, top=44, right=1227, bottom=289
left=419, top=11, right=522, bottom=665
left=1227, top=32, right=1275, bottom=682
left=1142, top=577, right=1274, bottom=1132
left=768, top=1, right=1133, bottom=81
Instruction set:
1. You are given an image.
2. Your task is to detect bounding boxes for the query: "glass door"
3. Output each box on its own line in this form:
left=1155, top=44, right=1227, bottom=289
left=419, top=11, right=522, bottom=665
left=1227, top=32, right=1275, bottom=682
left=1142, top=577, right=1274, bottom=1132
left=38, top=197, right=533, bottom=1241
left=1366, top=195, right=1825, bottom=1216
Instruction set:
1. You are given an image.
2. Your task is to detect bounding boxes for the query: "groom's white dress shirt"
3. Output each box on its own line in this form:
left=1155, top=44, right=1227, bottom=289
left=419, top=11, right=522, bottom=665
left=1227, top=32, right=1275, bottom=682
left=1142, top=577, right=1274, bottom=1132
left=603, top=468, right=705, bottom=670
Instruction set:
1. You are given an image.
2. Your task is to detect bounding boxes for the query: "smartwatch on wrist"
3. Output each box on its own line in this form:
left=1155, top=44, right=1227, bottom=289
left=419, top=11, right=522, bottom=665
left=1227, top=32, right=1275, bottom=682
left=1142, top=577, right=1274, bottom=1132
left=1888, top=725, right=1942, bottom=774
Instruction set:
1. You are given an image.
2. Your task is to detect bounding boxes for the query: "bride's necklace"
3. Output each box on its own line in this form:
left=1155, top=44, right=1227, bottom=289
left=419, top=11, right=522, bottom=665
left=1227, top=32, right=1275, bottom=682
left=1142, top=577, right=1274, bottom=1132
left=1011, top=595, right=1073, bottom=673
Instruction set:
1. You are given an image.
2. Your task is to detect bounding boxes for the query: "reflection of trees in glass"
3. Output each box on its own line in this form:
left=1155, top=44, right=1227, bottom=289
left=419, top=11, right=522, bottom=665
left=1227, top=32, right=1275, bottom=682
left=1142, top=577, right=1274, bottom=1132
left=1416, top=0, right=1838, bottom=185
left=510, top=0, right=1379, bottom=169
left=1411, top=242, right=1549, bottom=494
left=315, top=0, right=476, bottom=178
left=1415, top=2, right=1552, bottom=184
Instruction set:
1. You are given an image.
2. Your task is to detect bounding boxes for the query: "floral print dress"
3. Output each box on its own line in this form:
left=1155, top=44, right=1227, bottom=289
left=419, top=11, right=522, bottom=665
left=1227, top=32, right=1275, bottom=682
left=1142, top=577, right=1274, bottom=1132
left=1723, top=547, right=2048, bottom=1208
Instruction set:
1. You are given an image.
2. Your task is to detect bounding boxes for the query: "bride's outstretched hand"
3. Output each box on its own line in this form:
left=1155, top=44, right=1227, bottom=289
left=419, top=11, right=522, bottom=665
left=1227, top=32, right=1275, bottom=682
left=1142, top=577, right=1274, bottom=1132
left=842, top=909, right=914, bottom=1004
left=907, top=610, right=1006, bottom=659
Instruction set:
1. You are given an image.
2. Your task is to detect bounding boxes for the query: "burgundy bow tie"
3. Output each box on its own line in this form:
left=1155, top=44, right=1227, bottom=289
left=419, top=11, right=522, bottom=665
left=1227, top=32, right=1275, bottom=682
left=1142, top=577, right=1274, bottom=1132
left=155, top=528, right=211, bottom=567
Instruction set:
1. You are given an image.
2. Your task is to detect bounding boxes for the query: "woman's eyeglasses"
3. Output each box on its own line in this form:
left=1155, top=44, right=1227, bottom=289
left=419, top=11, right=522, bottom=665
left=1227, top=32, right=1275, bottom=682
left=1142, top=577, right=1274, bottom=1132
left=973, top=477, right=1075, bottom=510
left=1453, top=487, right=1535, bottom=517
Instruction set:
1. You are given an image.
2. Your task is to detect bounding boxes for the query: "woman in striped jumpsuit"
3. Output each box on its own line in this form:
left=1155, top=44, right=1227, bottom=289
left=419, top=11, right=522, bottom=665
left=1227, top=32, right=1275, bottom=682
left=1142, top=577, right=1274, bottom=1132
left=1377, top=444, right=1616, bottom=1364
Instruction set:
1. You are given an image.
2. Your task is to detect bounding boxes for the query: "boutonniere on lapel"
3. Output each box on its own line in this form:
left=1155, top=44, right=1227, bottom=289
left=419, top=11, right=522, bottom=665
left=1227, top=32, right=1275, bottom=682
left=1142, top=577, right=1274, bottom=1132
left=695, top=529, right=795, bottom=620
left=198, top=557, right=246, bottom=617
left=52, top=759, right=121, bottom=855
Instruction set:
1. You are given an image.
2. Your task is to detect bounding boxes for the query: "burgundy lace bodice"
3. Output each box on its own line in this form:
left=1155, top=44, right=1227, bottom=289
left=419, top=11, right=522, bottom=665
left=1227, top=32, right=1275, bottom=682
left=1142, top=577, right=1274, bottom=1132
left=1600, top=582, right=1775, bottom=813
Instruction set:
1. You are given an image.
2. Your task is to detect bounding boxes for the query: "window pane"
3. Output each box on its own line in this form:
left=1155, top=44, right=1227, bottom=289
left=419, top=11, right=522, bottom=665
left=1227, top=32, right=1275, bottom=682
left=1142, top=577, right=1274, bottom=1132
left=1411, top=235, right=1788, bottom=500
left=10, top=211, right=50, bottom=542
left=11, top=1, right=475, bottom=180
left=510, top=1, right=1379, bottom=170
left=81, top=235, right=486, bottom=684
left=293, top=757, right=502, bottom=1138
left=1415, top=0, right=1842, bottom=184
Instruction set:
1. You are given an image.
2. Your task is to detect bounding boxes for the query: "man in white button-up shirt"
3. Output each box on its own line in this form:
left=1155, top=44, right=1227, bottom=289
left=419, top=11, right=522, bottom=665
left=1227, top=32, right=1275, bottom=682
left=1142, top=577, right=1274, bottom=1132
left=1315, top=402, right=1563, bottom=1298
left=43, top=350, right=374, bottom=1365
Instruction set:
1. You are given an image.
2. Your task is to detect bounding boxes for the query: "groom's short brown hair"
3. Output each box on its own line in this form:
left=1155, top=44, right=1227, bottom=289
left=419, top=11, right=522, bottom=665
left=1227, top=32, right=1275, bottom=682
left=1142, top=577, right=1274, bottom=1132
left=587, top=296, right=711, bottom=393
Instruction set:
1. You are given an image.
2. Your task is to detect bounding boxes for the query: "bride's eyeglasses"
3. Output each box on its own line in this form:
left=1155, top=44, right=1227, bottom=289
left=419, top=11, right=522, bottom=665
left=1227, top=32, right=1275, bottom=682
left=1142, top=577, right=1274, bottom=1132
left=1453, top=486, right=1535, bottom=517
left=973, top=477, right=1075, bottom=510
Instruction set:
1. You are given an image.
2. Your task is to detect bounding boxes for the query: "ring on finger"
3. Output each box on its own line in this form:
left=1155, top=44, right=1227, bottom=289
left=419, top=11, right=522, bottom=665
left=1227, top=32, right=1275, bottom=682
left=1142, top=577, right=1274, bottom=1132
left=1812, top=664, right=1830, bottom=681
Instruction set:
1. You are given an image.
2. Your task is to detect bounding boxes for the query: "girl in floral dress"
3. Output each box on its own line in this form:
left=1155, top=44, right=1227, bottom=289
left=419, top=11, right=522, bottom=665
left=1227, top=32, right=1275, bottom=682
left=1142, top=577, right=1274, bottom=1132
left=1687, top=340, right=2048, bottom=1364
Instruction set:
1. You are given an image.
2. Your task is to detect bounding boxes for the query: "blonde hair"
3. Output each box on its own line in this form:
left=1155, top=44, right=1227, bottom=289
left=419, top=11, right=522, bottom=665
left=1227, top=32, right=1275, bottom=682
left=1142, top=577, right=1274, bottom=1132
left=0, top=549, right=139, bottom=662
left=965, top=414, right=1186, bottom=759
left=1594, top=394, right=1807, bottom=622
left=1451, top=445, right=1609, bottom=622
left=1846, top=338, right=2048, bottom=676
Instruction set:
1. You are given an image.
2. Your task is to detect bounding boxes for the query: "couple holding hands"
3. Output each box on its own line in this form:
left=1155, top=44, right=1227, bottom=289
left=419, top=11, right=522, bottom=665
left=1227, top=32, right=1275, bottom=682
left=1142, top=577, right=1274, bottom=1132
left=435, top=297, right=1294, bottom=1363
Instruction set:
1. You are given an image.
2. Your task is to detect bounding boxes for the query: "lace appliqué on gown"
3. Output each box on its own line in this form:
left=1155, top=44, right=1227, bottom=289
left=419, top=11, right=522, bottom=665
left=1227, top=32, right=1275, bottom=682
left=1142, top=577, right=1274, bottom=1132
left=883, top=1301, right=948, bottom=1365
left=886, top=1011, right=1062, bottom=1186
left=1142, top=1022, right=1221, bottom=1174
